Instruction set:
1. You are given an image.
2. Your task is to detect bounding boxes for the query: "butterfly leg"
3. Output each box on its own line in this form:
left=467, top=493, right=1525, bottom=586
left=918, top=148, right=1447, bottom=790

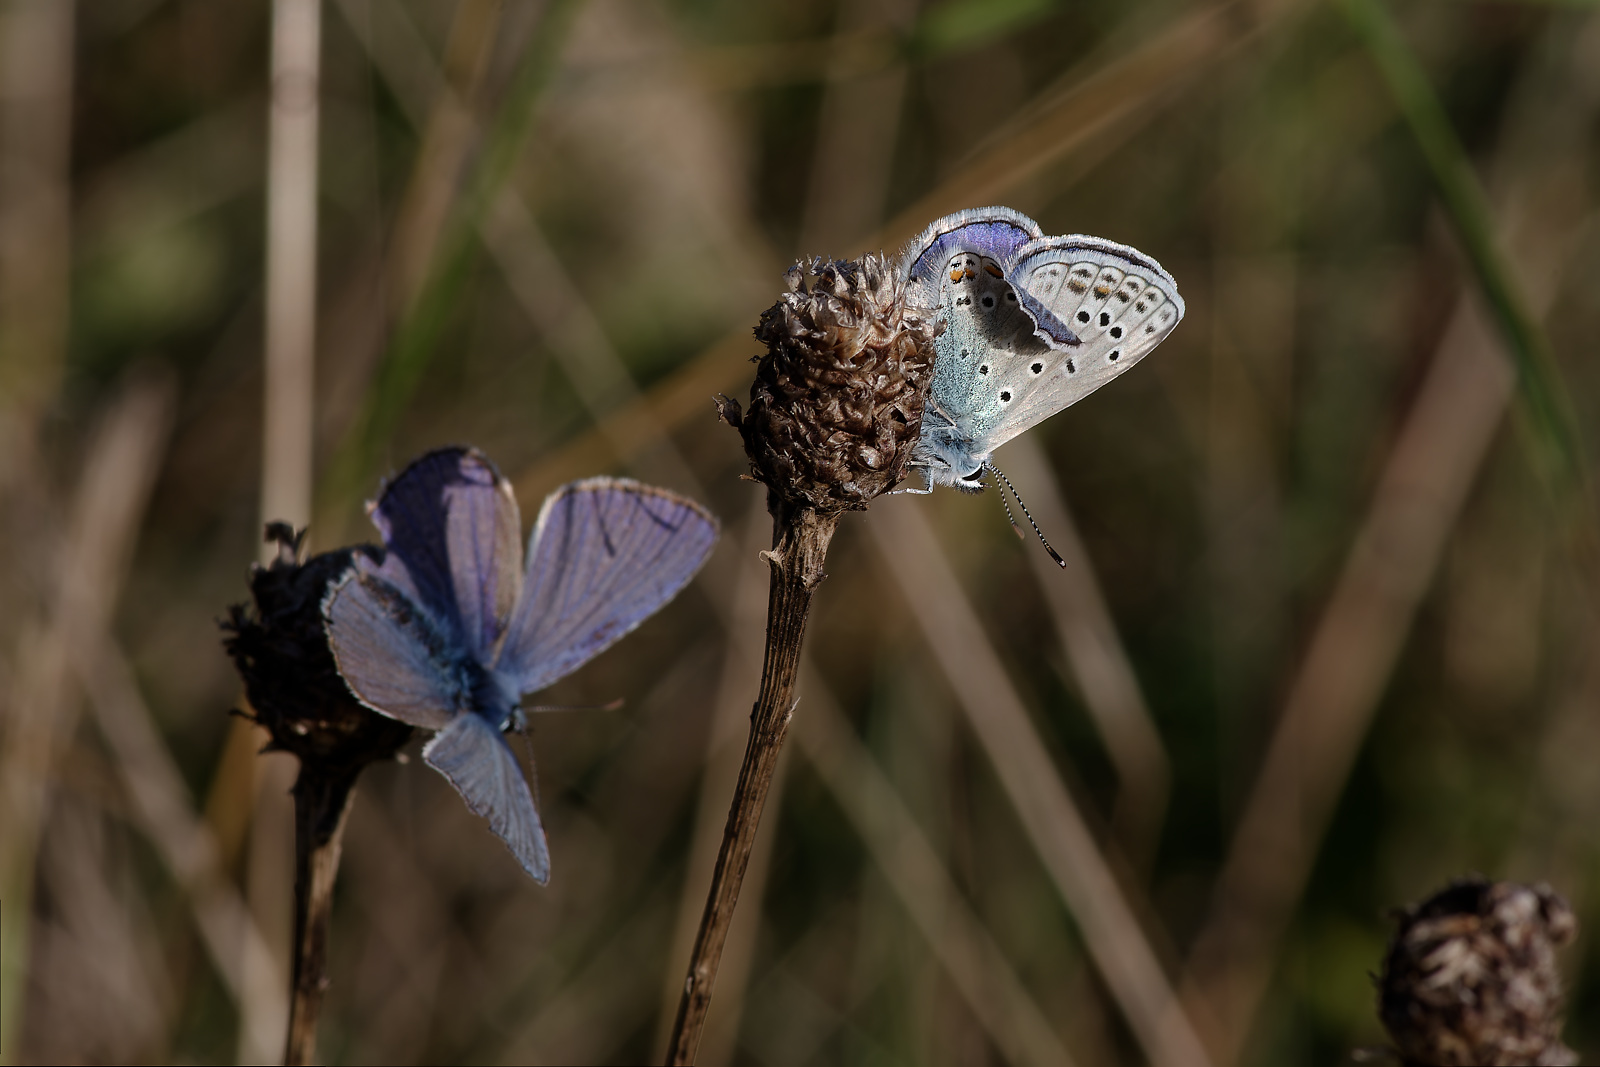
left=889, top=471, right=935, bottom=495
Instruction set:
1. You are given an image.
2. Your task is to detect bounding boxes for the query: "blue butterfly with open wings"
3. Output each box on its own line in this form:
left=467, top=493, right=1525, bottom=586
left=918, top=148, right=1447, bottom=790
left=322, top=447, right=718, bottom=882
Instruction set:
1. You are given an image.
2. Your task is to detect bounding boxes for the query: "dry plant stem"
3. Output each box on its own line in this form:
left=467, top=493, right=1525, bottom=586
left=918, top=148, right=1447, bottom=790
left=284, top=766, right=358, bottom=1066
left=666, top=503, right=839, bottom=1065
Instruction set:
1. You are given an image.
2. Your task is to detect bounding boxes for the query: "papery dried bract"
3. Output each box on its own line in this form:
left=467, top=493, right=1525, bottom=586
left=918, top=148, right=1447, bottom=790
left=720, top=254, right=939, bottom=513
left=223, top=523, right=414, bottom=787
left=1378, top=877, right=1577, bottom=1066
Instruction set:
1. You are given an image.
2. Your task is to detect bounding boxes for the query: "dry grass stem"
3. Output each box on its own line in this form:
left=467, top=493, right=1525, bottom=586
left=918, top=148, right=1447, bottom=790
left=869, top=498, right=1212, bottom=1067
left=79, top=634, right=285, bottom=1025
left=1002, top=435, right=1171, bottom=868
left=666, top=506, right=840, bottom=1064
left=1177, top=42, right=1596, bottom=1052
left=656, top=494, right=783, bottom=1066
left=793, top=680, right=1079, bottom=1067
left=1179, top=294, right=1518, bottom=1064
left=261, top=0, right=322, bottom=549
left=0, top=371, right=173, bottom=1059
left=510, top=0, right=1303, bottom=502
left=0, top=0, right=73, bottom=471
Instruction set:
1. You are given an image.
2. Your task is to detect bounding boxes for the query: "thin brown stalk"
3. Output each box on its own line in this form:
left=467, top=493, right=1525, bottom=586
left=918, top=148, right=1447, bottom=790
left=243, top=754, right=297, bottom=1065
left=284, top=768, right=358, bottom=1065
left=258, top=3, right=326, bottom=1062
left=655, top=492, right=782, bottom=1065
left=665, top=504, right=839, bottom=1064
left=869, top=497, right=1212, bottom=1067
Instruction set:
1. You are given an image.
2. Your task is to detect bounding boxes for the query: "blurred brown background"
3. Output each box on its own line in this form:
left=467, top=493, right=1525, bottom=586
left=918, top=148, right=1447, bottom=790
left=2, top=0, right=1599, bottom=1063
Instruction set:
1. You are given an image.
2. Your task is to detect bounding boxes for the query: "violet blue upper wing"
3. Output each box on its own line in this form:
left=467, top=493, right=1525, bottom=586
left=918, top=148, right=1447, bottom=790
left=494, top=478, right=719, bottom=694
left=365, top=446, right=523, bottom=660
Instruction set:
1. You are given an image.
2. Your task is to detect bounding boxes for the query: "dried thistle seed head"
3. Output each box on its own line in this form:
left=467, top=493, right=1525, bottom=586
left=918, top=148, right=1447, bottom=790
left=1378, top=877, right=1578, bottom=1066
left=719, top=254, right=938, bottom=513
left=222, top=523, right=414, bottom=779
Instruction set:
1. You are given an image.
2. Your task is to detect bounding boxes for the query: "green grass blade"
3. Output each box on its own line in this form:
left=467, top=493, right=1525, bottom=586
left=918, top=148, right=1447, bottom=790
left=1338, top=0, right=1586, bottom=503
left=320, top=0, right=585, bottom=511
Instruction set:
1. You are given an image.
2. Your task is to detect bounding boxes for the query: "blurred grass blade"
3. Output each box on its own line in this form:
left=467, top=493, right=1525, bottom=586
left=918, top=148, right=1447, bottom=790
left=320, top=0, right=584, bottom=508
left=869, top=498, right=1212, bottom=1067
left=0, top=370, right=173, bottom=1065
left=1002, top=435, right=1171, bottom=869
left=1179, top=296, right=1518, bottom=1065
left=793, top=682, right=1078, bottom=1067
left=260, top=0, right=321, bottom=559
left=1339, top=0, right=1586, bottom=502
left=78, top=634, right=286, bottom=1040
left=513, top=0, right=1305, bottom=502
left=908, top=0, right=1060, bottom=59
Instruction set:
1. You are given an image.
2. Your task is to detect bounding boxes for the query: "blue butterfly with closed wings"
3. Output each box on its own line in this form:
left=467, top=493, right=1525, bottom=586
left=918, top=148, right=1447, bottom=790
left=900, top=206, right=1185, bottom=494
left=322, top=447, right=718, bottom=882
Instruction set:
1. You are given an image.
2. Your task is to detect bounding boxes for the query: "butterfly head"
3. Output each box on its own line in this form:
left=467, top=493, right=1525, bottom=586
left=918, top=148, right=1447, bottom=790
left=463, top=657, right=521, bottom=732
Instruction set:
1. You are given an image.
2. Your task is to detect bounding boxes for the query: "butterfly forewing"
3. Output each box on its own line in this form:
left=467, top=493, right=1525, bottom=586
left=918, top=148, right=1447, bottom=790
left=496, top=478, right=718, bottom=694
left=979, top=236, right=1185, bottom=450
left=323, top=568, right=466, bottom=731
left=368, top=447, right=523, bottom=658
left=423, top=712, right=550, bottom=882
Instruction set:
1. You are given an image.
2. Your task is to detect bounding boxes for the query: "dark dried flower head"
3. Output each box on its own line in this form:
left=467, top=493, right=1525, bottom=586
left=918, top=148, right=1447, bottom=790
left=1378, top=877, right=1577, bottom=1066
left=222, top=523, right=414, bottom=788
left=718, top=253, right=938, bottom=513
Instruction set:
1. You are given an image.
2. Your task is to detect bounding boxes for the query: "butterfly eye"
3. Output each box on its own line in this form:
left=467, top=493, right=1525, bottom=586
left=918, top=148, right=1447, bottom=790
left=1098, top=311, right=1111, bottom=327
left=999, top=390, right=1012, bottom=403
left=1005, top=290, right=1017, bottom=302
left=978, top=364, right=990, bottom=375
left=1066, top=359, right=1076, bottom=373
left=1110, top=325, right=1124, bottom=338
left=981, top=295, right=995, bottom=309
left=1076, top=310, right=1091, bottom=324
left=1030, top=362, right=1044, bottom=374
left=1109, top=349, right=1121, bottom=361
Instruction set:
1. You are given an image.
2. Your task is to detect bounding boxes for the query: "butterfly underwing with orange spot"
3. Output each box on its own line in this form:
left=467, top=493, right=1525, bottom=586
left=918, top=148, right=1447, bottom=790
left=899, top=206, right=1185, bottom=492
